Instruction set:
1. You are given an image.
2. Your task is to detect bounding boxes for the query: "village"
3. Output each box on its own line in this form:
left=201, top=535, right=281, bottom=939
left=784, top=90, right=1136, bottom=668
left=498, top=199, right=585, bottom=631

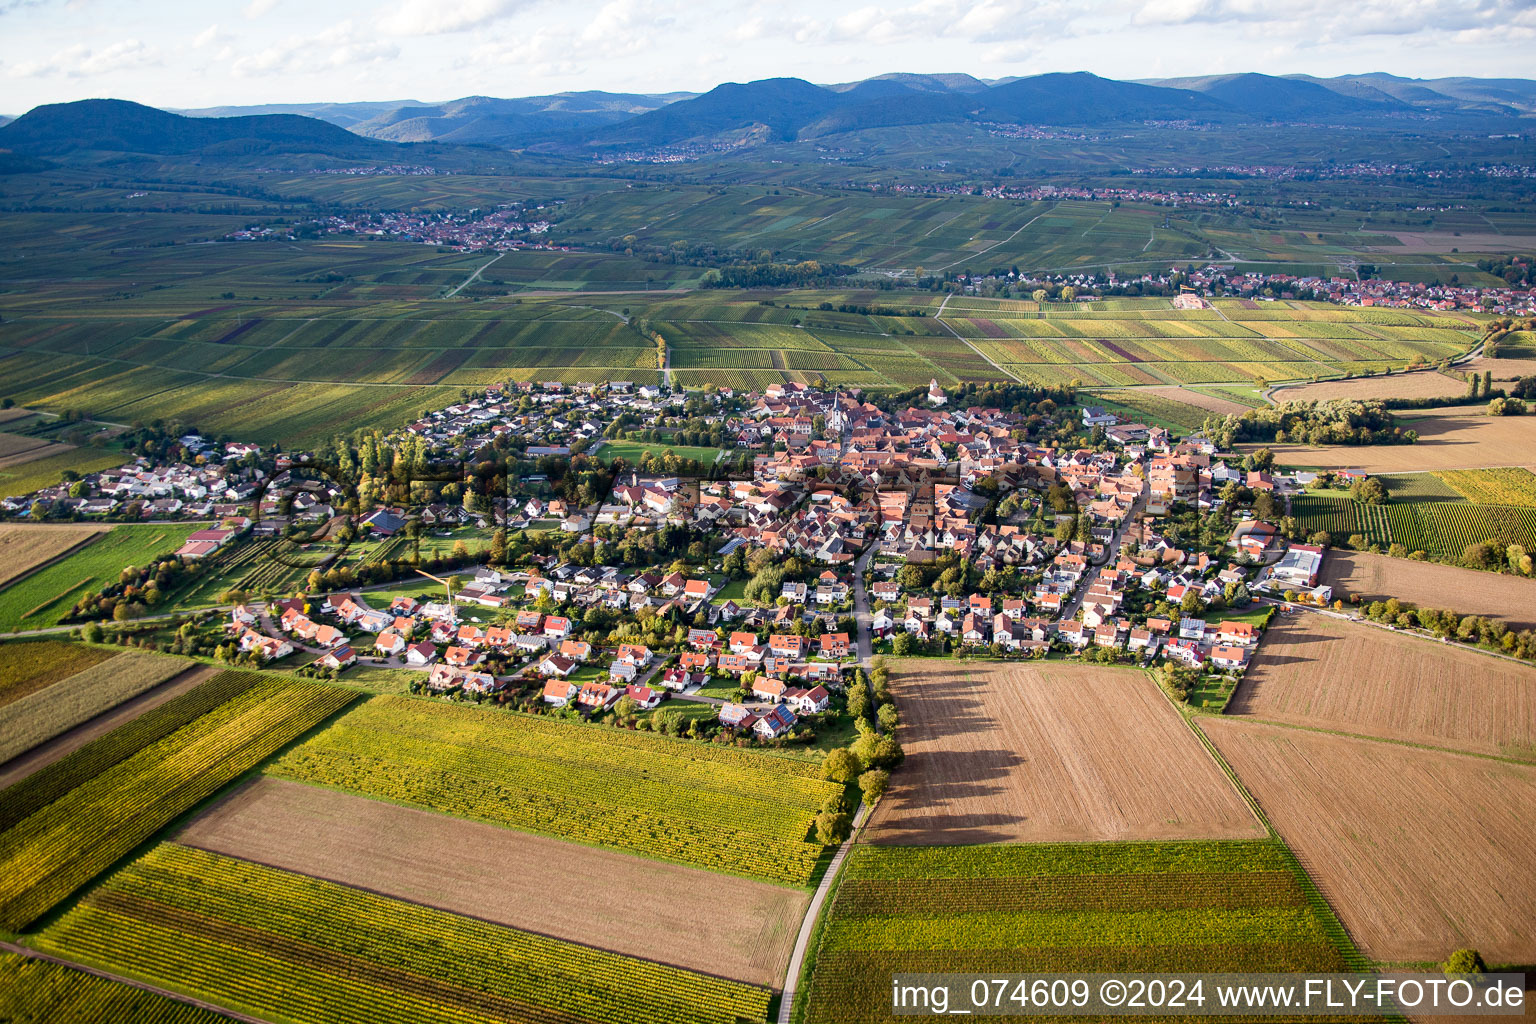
left=1, top=370, right=1350, bottom=744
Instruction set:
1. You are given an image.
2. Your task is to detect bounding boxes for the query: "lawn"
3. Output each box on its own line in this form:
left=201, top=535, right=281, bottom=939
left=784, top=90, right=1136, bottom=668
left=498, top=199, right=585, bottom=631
left=0, top=524, right=200, bottom=632
left=594, top=440, right=726, bottom=466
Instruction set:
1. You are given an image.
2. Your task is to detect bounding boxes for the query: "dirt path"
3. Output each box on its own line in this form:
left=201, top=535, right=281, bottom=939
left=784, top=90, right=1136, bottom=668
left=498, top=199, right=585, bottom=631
left=935, top=293, right=1023, bottom=383
left=0, top=665, right=219, bottom=789
left=443, top=251, right=506, bottom=298
left=176, top=778, right=809, bottom=988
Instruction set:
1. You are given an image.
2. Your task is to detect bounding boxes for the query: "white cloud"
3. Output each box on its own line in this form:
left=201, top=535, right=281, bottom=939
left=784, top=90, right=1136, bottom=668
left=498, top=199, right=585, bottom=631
left=230, top=19, right=397, bottom=77
left=191, top=23, right=223, bottom=48
left=378, top=0, right=530, bottom=37
left=9, top=37, right=155, bottom=77
left=244, top=0, right=278, bottom=17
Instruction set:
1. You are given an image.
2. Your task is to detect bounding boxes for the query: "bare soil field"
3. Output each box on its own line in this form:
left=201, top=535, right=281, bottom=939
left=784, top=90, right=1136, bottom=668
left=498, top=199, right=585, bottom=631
left=1322, top=550, right=1536, bottom=631
left=862, top=661, right=1262, bottom=845
left=1202, top=716, right=1536, bottom=964
left=0, top=665, right=217, bottom=789
left=1141, top=385, right=1253, bottom=417
left=175, top=777, right=809, bottom=988
left=1228, top=613, right=1536, bottom=760
left=1458, top=354, right=1536, bottom=381
left=0, top=524, right=110, bottom=590
left=1256, top=410, right=1536, bottom=472
left=1273, top=371, right=1468, bottom=404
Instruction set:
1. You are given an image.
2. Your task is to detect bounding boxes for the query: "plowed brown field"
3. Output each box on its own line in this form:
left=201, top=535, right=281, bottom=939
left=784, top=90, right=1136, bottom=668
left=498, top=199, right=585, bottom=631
left=1202, top=716, right=1536, bottom=964
left=1274, top=371, right=1468, bottom=404
left=175, top=777, right=809, bottom=988
left=1322, top=550, right=1536, bottom=631
left=862, top=661, right=1262, bottom=845
left=1255, top=410, right=1536, bottom=472
left=1228, top=613, right=1536, bottom=760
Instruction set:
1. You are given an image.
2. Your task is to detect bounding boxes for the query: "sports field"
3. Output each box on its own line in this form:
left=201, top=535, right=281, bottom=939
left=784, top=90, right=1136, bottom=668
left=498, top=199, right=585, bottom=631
left=862, top=661, right=1261, bottom=845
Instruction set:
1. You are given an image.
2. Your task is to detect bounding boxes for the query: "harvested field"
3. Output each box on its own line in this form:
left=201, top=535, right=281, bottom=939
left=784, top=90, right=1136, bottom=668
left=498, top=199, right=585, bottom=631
left=0, top=523, right=110, bottom=589
left=0, top=441, right=73, bottom=470
left=1201, top=716, right=1536, bottom=963
left=1139, top=384, right=1253, bottom=416
left=177, top=777, right=808, bottom=988
left=1228, top=613, right=1536, bottom=760
left=1322, top=550, right=1536, bottom=631
left=1273, top=371, right=1469, bottom=404
left=862, top=661, right=1261, bottom=845
left=1257, top=410, right=1536, bottom=472
left=1459, top=355, right=1536, bottom=381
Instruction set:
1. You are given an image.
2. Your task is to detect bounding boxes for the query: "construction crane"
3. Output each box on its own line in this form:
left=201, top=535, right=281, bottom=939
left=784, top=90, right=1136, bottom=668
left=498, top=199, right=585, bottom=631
left=414, top=568, right=458, bottom=623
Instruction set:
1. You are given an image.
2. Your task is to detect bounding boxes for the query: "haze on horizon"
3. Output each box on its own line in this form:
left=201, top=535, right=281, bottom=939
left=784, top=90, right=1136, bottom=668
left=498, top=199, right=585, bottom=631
left=0, top=0, right=1532, bottom=114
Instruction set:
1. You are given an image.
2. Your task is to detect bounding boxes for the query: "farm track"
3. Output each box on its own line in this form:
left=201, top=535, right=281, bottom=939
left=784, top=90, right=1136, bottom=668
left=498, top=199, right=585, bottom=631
left=934, top=294, right=1022, bottom=382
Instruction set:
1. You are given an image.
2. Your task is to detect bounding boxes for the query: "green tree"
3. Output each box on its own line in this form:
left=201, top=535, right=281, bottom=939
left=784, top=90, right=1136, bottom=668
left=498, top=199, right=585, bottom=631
left=822, top=747, right=863, bottom=783
left=858, top=769, right=890, bottom=805
left=1443, top=949, right=1486, bottom=975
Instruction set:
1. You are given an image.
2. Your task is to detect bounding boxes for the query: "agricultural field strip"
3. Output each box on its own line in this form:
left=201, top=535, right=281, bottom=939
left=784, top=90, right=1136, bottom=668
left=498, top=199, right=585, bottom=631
left=0, top=669, right=261, bottom=832
left=174, top=777, right=808, bottom=989
left=0, top=650, right=195, bottom=766
left=801, top=841, right=1363, bottom=1024
left=0, top=673, right=356, bottom=931
left=268, top=695, right=840, bottom=887
left=0, top=951, right=234, bottom=1024
left=35, top=843, right=773, bottom=1024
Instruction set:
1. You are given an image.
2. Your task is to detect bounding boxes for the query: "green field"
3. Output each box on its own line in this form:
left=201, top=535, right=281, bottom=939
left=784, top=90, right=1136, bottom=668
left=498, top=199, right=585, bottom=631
left=0, top=447, right=130, bottom=499
left=800, top=840, right=1364, bottom=1024
left=0, top=524, right=200, bottom=632
left=36, top=843, right=772, bottom=1024
left=0, top=261, right=1483, bottom=448
left=0, top=672, right=355, bottom=930
left=594, top=439, right=727, bottom=465
left=268, top=695, right=841, bottom=885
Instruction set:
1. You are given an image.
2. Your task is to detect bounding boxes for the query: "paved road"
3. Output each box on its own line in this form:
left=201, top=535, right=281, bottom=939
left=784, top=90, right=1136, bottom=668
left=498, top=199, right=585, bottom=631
left=851, top=541, right=878, bottom=665
left=1057, top=485, right=1147, bottom=623
left=776, top=803, right=870, bottom=1024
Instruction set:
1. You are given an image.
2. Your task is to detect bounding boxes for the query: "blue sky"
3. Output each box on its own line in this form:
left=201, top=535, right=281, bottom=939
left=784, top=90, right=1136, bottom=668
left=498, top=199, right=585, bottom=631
left=1, top=0, right=1532, bottom=113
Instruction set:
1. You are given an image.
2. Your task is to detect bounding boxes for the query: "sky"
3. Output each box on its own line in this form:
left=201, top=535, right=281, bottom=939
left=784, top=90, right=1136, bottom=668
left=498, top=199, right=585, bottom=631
left=1, top=0, right=1533, bottom=114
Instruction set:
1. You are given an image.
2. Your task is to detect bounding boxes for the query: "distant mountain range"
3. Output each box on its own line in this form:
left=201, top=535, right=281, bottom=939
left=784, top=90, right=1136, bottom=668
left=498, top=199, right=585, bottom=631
left=1, top=71, right=1531, bottom=165
left=0, top=98, right=393, bottom=160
